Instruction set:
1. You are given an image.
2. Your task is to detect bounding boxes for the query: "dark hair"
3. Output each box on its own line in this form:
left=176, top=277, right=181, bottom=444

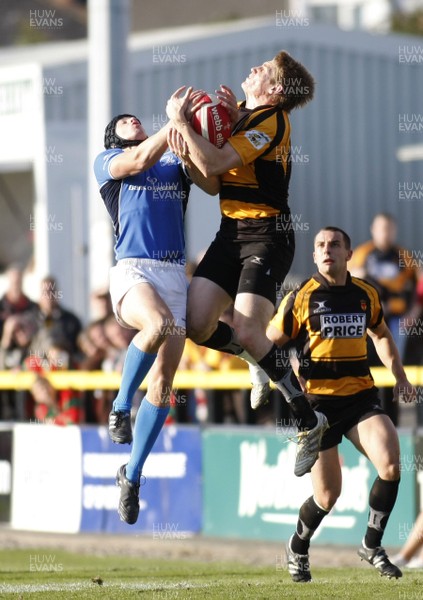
left=315, top=226, right=352, bottom=250
left=104, top=114, right=140, bottom=149
left=273, top=51, right=315, bottom=112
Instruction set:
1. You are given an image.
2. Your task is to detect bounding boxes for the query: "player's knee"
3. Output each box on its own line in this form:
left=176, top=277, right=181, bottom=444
left=186, top=313, right=213, bottom=344
left=379, top=462, right=400, bottom=481
left=143, top=316, right=173, bottom=349
left=235, top=326, right=259, bottom=355
left=316, top=489, right=340, bottom=511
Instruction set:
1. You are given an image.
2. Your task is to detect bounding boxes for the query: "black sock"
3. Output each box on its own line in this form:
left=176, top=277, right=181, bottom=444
left=200, top=321, right=243, bottom=355
left=278, top=371, right=317, bottom=430
left=291, top=496, right=329, bottom=555
left=364, top=477, right=400, bottom=548
left=258, top=346, right=317, bottom=429
left=257, top=344, right=290, bottom=381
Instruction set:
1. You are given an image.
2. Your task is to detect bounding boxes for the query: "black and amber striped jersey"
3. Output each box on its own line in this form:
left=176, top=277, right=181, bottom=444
left=270, top=272, right=385, bottom=397
left=221, top=103, right=291, bottom=220
left=348, top=241, right=417, bottom=317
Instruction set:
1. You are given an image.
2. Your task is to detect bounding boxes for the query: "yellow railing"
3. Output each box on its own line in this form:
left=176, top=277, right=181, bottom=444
left=0, top=367, right=422, bottom=390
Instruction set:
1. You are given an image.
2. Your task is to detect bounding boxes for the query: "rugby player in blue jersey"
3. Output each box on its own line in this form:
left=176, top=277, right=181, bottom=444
left=94, top=114, right=218, bottom=524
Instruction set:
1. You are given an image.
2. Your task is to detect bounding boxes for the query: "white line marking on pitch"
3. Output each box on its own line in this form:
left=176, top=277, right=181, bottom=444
left=0, top=581, right=213, bottom=594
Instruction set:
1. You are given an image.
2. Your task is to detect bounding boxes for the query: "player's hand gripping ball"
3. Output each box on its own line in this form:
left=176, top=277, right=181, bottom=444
left=190, top=94, right=232, bottom=148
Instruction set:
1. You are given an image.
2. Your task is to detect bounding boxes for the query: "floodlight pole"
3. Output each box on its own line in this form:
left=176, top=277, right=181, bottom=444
left=87, top=0, right=131, bottom=311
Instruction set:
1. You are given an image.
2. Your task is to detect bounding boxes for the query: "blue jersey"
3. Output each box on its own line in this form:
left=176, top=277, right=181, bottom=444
left=93, top=148, right=191, bottom=262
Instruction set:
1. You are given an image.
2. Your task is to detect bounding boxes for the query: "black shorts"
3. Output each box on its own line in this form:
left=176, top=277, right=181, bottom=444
left=309, top=388, right=386, bottom=451
left=194, top=224, right=295, bottom=305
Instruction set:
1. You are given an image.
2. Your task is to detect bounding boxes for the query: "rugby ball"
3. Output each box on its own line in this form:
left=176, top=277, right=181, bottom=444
left=190, top=94, right=232, bottom=148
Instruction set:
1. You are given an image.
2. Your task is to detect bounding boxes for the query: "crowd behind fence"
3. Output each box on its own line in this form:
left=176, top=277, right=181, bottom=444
left=0, top=266, right=422, bottom=428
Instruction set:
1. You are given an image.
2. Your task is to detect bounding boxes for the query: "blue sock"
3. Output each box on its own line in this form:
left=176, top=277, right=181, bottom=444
left=125, top=398, right=169, bottom=482
left=112, top=342, right=157, bottom=414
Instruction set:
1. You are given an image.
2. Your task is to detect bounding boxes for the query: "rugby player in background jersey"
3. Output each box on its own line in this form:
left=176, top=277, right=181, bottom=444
left=166, top=51, right=328, bottom=477
left=266, top=227, right=415, bottom=582
left=349, top=212, right=418, bottom=425
left=93, top=113, right=219, bottom=524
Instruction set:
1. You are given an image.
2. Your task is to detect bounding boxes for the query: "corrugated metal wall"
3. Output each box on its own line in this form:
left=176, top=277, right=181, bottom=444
left=129, top=20, right=423, bottom=278
left=1, top=17, right=419, bottom=283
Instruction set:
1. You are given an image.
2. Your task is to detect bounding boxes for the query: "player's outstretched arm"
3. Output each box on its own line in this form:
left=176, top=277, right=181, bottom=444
left=110, top=123, right=172, bottom=179
left=167, top=128, right=220, bottom=196
left=367, top=321, right=416, bottom=403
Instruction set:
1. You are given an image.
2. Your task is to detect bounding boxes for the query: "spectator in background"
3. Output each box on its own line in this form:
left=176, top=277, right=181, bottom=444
left=0, top=266, right=36, bottom=337
left=76, top=328, right=107, bottom=371
left=16, top=279, right=84, bottom=424
left=74, top=323, right=108, bottom=425
left=0, top=311, right=38, bottom=420
left=24, top=335, right=83, bottom=425
left=349, top=213, right=417, bottom=352
left=31, top=375, right=83, bottom=425
left=76, top=318, right=114, bottom=425
left=102, top=314, right=135, bottom=373
left=0, top=312, right=38, bottom=370
left=349, top=213, right=418, bottom=425
left=99, top=315, right=137, bottom=426
left=212, top=351, right=250, bottom=424
left=90, top=287, right=113, bottom=321
left=85, top=318, right=110, bottom=358
left=31, top=276, right=82, bottom=364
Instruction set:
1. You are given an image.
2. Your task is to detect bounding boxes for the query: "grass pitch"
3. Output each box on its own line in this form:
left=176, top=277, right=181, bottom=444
left=0, top=548, right=421, bottom=599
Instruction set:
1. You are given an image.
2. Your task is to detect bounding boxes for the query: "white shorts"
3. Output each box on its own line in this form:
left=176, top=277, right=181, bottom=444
left=109, top=258, right=188, bottom=329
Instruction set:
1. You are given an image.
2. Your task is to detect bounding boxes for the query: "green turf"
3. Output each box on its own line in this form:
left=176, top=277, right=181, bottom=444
left=0, top=549, right=421, bottom=599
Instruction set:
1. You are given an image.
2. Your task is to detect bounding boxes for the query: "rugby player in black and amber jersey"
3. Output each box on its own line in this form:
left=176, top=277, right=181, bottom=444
left=273, top=269, right=383, bottom=397
left=267, top=227, right=416, bottom=582
left=166, top=51, right=328, bottom=477
left=349, top=213, right=417, bottom=343
left=348, top=212, right=418, bottom=425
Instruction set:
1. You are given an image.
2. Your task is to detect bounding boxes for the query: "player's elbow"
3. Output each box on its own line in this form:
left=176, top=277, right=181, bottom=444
left=132, top=156, right=154, bottom=173
left=203, top=179, right=220, bottom=196
left=201, top=155, right=230, bottom=178
left=201, top=163, right=221, bottom=178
